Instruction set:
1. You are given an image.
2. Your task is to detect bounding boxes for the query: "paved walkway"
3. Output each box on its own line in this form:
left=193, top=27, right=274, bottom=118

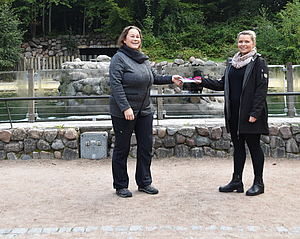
left=0, top=157, right=299, bottom=239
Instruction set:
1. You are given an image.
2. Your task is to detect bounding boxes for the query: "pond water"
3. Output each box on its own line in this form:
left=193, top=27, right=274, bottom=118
left=0, top=66, right=297, bottom=122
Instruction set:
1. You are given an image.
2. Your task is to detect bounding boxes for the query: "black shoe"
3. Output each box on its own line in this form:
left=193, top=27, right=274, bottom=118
left=116, top=188, right=132, bottom=198
left=246, top=177, right=264, bottom=196
left=219, top=173, right=244, bottom=193
left=138, top=185, right=159, bottom=194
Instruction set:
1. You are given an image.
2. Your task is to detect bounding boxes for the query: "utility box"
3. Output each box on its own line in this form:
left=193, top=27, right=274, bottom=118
left=80, top=131, right=108, bottom=159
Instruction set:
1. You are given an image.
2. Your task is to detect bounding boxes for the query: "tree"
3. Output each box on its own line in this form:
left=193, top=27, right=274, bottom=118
left=0, top=4, right=24, bottom=71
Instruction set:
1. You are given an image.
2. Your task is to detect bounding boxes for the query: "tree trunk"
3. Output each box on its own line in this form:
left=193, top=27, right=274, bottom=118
left=42, top=0, right=45, bottom=37
left=83, top=5, right=86, bottom=35
left=49, top=2, right=52, bottom=33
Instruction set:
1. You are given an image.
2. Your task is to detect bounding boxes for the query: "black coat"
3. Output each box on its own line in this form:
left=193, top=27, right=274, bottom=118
left=201, top=53, right=269, bottom=135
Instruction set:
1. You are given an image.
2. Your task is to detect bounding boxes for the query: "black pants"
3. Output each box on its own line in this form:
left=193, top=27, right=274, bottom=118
left=230, top=129, right=264, bottom=178
left=111, top=113, right=153, bottom=189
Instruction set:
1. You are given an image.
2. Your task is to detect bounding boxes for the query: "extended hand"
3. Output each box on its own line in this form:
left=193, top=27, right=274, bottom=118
left=172, top=75, right=183, bottom=86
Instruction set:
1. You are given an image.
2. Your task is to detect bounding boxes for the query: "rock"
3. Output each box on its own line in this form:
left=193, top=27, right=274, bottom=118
left=269, top=125, right=279, bottom=136
left=192, top=59, right=205, bottom=66
left=175, top=144, right=189, bottom=157
left=21, top=154, right=32, bottom=160
left=269, top=136, right=285, bottom=148
left=291, top=124, right=300, bottom=134
left=153, top=137, right=163, bottom=148
left=28, top=129, right=43, bottom=139
left=178, top=126, right=195, bottom=137
left=11, top=128, right=26, bottom=141
left=62, top=148, right=78, bottom=160
left=216, top=151, right=226, bottom=158
left=190, top=147, right=203, bottom=158
left=271, top=147, right=285, bottom=158
left=166, top=127, right=178, bottom=136
left=155, top=148, right=170, bottom=158
left=214, top=139, right=231, bottom=150
left=40, top=151, right=54, bottom=159
left=174, top=59, right=184, bottom=65
left=279, top=125, right=292, bottom=139
left=176, top=134, right=186, bottom=144
left=210, top=127, right=222, bottom=140
left=0, top=150, right=5, bottom=160
left=203, top=147, right=215, bottom=156
left=164, top=136, right=176, bottom=148
left=7, top=152, right=17, bottom=160
left=196, top=136, right=211, bottom=146
left=0, top=130, right=12, bottom=143
left=204, top=60, right=217, bottom=66
left=5, top=143, right=20, bottom=152
left=157, top=127, right=167, bottom=138
left=51, top=139, right=64, bottom=150
left=189, top=56, right=195, bottom=63
left=186, top=139, right=195, bottom=147
left=196, top=126, right=209, bottom=136
left=65, top=140, right=78, bottom=149
left=261, top=144, right=270, bottom=156
left=37, top=139, right=51, bottom=150
left=32, top=152, right=40, bottom=159
left=96, top=55, right=111, bottom=62
left=64, top=128, right=78, bottom=140
left=54, top=151, right=62, bottom=159
left=286, top=138, right=299, bottom=153
left=24, top=138, right=37, bottom=153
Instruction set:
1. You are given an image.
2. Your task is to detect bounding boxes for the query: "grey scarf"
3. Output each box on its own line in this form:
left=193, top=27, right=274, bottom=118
left=232, top=47, right=257, bottom=69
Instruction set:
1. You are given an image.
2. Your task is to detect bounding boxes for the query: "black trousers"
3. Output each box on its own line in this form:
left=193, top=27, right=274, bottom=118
left=230, top=129, right=264, bottom=178
left=111, top=113, right=153, bottom=189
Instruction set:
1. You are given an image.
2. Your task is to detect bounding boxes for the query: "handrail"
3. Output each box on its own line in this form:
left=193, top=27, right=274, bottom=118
left=0, top=92, right=299, bottom=102
left=1, top=92, right=299, bottom=128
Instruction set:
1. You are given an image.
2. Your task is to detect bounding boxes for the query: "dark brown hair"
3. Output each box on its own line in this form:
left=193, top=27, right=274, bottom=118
left=117, top=26, right=143, bottom=52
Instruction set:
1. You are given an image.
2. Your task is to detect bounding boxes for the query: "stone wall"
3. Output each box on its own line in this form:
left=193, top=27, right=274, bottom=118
left=1, top=123, right=299, bottom=161
left=0, top=128, right=79, bottom=160
left=21, top=35, right=117, bottom=58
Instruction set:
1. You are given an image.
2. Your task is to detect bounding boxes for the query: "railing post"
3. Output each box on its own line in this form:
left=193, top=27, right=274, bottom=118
left=157, top=65, right=164, bottom=120
left=27, top=68, right=35, bottom=123
left=287, top=62, right=295, bottom=117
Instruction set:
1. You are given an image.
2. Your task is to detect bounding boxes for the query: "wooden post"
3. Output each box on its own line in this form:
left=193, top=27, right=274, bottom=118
left=38, top=57, right=41, bottom=70
left=27, top=68, right=35, bottom=123
left=287, top=62, right=295, bottom=118
left=157, top=65, right=164, bottom=120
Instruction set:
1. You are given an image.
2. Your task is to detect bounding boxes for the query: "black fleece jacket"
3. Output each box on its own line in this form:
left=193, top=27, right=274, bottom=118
left=109, top=45, right=173, bottom=118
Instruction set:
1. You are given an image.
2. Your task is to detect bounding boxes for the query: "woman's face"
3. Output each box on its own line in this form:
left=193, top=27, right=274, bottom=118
left=123, top=29, right=141, bottom=50
left=238, top=34, right=255, bottom=56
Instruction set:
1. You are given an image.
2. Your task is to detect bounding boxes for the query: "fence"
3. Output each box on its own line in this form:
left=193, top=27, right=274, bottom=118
left=14, top=55, right=101, bottom=71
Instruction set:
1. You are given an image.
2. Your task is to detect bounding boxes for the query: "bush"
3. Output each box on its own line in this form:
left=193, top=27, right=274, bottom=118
left=0, top=4, right=24, bottom=71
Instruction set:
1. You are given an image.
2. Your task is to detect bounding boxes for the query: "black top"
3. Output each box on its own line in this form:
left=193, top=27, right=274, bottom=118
left=229, top=66, right=246, bottom=101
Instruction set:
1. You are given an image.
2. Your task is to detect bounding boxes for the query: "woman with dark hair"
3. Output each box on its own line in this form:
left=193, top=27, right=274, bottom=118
left=198, top=30, right=269, bottom=196
left=109, top=26, right=183, bottom=198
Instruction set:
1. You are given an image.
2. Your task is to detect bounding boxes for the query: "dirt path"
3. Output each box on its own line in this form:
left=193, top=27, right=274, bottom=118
left=0, top=157, right=299, bottom=238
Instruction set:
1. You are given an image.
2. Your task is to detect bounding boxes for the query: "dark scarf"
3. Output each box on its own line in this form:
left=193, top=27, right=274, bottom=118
left=119, top=44, right=149, bottom=64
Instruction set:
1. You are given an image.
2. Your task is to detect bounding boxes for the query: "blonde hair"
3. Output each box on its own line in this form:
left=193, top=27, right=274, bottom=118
left=117, top=26, right=143, bottom=52
left=237, top=30, right=256, bottom=45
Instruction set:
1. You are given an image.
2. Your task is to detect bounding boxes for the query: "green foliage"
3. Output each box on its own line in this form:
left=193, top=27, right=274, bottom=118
left=0, top=4, right=24, bottom=71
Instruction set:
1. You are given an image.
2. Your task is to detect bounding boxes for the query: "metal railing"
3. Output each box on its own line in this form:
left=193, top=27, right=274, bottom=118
left=1, top=92, right=300, bottom=129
